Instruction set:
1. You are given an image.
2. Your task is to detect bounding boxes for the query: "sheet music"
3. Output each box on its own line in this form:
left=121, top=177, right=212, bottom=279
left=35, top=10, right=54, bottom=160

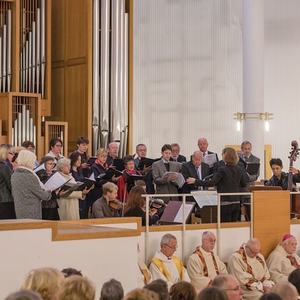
left=43, top=172, right=69, bottom=192
left=203, top=153, right=217, bottom=168
left=34, top=163, right=45, bottom=173
left=174, top=203, right=194, bottom=223
left=163, top=172, right=186, bottom=188
left=191, top=190, right=218, bottom=208
left=89, top=173, right=95, bottom=181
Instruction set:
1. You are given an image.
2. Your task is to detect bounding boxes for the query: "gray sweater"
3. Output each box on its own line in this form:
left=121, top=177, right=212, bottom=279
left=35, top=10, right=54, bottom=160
left=11, top=168, right=51, bottom=219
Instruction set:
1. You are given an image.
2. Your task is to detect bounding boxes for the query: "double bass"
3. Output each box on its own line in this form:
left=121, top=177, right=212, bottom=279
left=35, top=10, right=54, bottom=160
left=288, top=140, right=300, bottom=191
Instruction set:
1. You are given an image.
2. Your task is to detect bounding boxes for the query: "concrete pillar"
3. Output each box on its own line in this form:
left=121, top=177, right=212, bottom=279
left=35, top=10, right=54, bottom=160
left=243, top=0, right=265, bottom=178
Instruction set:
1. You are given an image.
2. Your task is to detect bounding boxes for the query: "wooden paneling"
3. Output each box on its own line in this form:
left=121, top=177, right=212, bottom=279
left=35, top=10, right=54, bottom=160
left=253, top=191, right=290, bottom=257
left=51, top=0, right=92, bottom=154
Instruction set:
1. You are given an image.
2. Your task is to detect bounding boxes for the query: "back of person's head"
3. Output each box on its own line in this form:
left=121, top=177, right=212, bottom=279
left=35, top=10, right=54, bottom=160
left=123, top=288, right=159, bottom=300
left=58, top=275, right=95, bottom=300
left=169, top=281, right=196, bottom=300
left=17, top=149, right=37, bottom=170
left=222, top=148, right=238, bottom=166
left=271, top=281, right=298, bottom=300
left=212, top=275, right=228, bottom=289
left=124, top=185, right=145, bottom=213
left=22, top=267, right=64, bottom=300
left=100, top=279, right=124, bottom=300
left=259, top=293, right=282, bottom=300
left=197, top=287, right=228, bottom=300
left=144, top=279, right=168, bottom=300
left=269, top=158, right=283, bottom=168
left=289, top=269, right=300, bottom=295
left=61, top=267, right=82, bottom=278
left=5, top=290, right=42, bottom=300
left=0, top=144, right=9, bottom=162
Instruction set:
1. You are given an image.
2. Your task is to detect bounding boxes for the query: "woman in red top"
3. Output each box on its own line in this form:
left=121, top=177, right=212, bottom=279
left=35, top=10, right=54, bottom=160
left=117, top=155, right=143, bottom=202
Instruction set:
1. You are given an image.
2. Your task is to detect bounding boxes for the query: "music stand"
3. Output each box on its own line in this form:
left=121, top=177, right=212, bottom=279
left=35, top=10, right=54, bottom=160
left=159, top=201, right=195, bottom=225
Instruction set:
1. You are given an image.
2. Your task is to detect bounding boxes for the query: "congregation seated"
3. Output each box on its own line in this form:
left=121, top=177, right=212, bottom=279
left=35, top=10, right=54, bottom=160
left=149, top=233, right=190, bottom=289
left=227, top=238, right=274, bottom=299
left=123, top=288, right=159, bottom=300
left=5, top=290, right=42, bottom=300
left=271, top=281, right=298, bottom=300
left=169, top=281, right=196, bottom=300
left=197, top=287, right=228, bottom=300
left=187, top=231, right=227, bottom=293
left=100, top=279, right=124, bottom=300
left=144, top=279, right=169, bottom=300
left=212, top=274, right=244, bottom=300
left=58, top=275, right=95, bottom=300
left=92, top=182, right=122, bottom=218
left=267, top=234, right=300, bottom=283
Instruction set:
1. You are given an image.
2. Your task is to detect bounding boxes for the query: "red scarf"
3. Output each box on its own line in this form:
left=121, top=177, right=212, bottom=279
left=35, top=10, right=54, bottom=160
left=95, top=159, right=108, bottom=170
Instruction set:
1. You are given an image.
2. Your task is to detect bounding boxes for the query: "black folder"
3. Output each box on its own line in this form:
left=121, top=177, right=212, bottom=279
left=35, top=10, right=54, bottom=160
left=246, top=162, right=260, bottom=175
left=97, top=168, right=123, bottom=181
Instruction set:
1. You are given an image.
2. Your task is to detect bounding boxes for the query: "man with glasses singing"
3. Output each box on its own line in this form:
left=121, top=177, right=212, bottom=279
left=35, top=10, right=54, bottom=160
left=149, top=233, right=189, bottom=289
left=187, top=231, right=227, bottom=293
left=227, top=238, right=274, bottom=299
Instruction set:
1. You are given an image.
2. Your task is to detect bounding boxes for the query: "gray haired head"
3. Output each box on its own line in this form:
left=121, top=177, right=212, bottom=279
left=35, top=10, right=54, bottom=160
left=5, top=290, right=42, bottom=300
left=100, top=279, right=124, bottom=300
left=160, top=233, right=177, bottom=248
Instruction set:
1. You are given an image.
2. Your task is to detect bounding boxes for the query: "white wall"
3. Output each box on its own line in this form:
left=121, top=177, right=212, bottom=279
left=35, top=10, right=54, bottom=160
left=133, top=0, right=300, bottom=173
left=0, top=228, right=139, bottom=299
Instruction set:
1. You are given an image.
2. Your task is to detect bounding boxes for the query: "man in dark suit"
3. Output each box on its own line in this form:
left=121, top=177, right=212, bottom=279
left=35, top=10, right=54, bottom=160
left=198, top=137, right=219, bottom=174
left=152, top=144, right=181, bottom=202
left=181, top=151, right=210, bottom=193
left=238, top=140, right=260, bottom=183
left=170, top=143, right=186, bottom=163
left=106, top=142, right=119, bottom=166
left=134, top=143, right=147, bottom=169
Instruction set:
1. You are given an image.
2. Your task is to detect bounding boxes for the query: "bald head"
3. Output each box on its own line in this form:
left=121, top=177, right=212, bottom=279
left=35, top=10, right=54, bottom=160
left=245, top=238, right=261, bottom=258
left=272, top=281, right=298, bottom=300
left=198, top=138, right=208, bottom=153
left=192, top=151, right=203, bottom=167
left=212, top=274, right=243, bottom=300
left=202, top=231, right=216, bottom=252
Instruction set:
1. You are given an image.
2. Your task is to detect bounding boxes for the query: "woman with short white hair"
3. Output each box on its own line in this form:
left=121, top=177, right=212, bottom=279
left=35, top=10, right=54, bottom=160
left=11, top=150, right=52, bottom=219
left=56, top=158, right=90, bottom=220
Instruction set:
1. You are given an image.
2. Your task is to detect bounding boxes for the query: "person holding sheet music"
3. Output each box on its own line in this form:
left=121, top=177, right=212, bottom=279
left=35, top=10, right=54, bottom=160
left=106, top=142, right=120, bottom=166
left=197, top=148, right=249, bottom=222
left=170, top=143, right=187, bottom=163
left=70, top=152, right=94, bottom=219
left=86, top=148, right=120, bottom=214
left=117, top=155, right=143, bottom=202
left=134, top=144, right=147, bottom=169
left=36, top=156, right=60, bottom=220
left=239, top=141, right=260, bottom=183
left=75, top=136, right=91, bottom=177
left=182, top=151, right=210, bottom=194
left=11, top=150, right=52, bottom=219
left=152, top=144, right=182, bottom=203
left=56, top=158, right=91, bottom=220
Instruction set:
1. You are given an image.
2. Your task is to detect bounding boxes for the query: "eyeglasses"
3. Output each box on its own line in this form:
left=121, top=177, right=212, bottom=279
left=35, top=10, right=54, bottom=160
left=165, top=244, right=178, bottom=250
left=223, top=286, right=241, bottom=291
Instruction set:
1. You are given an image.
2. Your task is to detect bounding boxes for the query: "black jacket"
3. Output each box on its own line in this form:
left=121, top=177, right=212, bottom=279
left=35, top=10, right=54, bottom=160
left=181, top=161, right=210, bottom=193
left=170, top=155, right=187, bottom=163
left=200, top=164, right=249, bottom=202
left=265, top=172, right=300, bottom=190
left=124, top=207, right=159, bottom=226
left=0, top=161, right=13, bottom=203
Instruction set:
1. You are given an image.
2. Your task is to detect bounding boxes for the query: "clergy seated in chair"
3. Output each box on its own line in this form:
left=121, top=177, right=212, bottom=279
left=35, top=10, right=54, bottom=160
left=267, top=234, right=300, bottom=283
left=187, top=231, right=227, bottom=293
left=227, top=238, right=274, bottom=300
left=149, top=233, right=189, bottom=289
